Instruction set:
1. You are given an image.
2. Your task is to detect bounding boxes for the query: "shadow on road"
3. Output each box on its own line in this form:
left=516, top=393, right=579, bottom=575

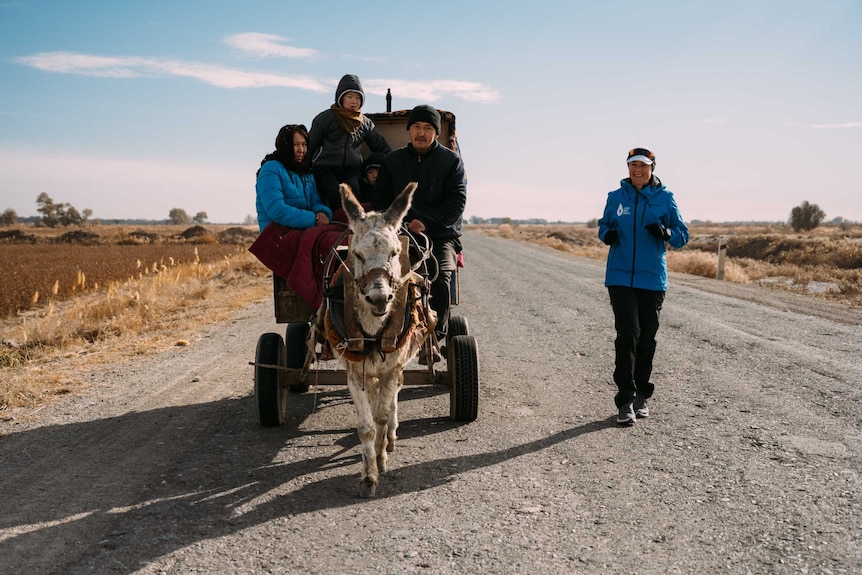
left=0, top=392, right=613, bottom=573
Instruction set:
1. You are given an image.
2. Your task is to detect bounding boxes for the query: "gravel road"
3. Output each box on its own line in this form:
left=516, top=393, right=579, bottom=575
left=2, top=230, right=860, bottom=574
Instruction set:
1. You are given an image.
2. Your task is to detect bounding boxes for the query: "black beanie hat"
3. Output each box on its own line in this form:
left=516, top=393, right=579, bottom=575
left=362, top=152, right=386, bottom=174
left=407, top=105, right=441, bottom=134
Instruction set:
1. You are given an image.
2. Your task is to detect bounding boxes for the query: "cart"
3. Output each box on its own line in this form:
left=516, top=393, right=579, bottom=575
left=252, top=105, right=479, bottom=427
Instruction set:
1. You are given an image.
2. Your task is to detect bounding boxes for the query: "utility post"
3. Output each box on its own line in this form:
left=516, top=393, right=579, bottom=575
left=716, top=237, right=727, bottom=280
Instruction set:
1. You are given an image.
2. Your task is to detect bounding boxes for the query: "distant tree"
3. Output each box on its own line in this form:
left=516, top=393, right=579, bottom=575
left=585, top=218, right=598, bottom=229
left=242, top=214, right=258, bottom=226
left=168, top=208, right=190, bottom=225
left=36, top=192, right=61, bottom=227
left=58, top=204, right=83, bottom=226
left=789, top=201, right=825, bottom=231
left=501, top=217, right=513, bottom=226
left=0, top=208, right=17, bottom=226
left=192, top=211, right=208, bottom=224
left=82, top=208, right=93, bottom=224
left=469, top=215, right=484, bottom=225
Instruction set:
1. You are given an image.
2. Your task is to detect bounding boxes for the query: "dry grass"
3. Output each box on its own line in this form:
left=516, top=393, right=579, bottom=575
left=1, top=248, right=272, bottom=412
left=470, top=223, right=862, bottom=308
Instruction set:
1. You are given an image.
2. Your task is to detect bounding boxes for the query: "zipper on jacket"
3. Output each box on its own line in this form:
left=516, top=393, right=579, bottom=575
left=630, top=192, right=639, bottom=287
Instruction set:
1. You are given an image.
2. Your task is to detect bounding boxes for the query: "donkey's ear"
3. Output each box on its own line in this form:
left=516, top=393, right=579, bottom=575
left=384, top=182, right=417, bottom=227
left=340, top=183, right=364, bottom=224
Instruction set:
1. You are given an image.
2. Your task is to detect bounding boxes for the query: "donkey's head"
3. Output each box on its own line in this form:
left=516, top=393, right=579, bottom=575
left=340, top=182, right=417, bottom=322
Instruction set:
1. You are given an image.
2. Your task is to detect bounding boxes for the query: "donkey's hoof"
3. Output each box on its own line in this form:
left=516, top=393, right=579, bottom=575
left=358, top=478, right=377, bottom=498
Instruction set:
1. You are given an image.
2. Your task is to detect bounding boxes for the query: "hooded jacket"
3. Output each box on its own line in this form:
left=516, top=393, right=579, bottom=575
left=255, top=161, right=332, bottom=231
left=372, top=140, right=466, bottom=242
left=598, top=177, right=689, bottom=291
left=308, top=75, right=390, bottom=170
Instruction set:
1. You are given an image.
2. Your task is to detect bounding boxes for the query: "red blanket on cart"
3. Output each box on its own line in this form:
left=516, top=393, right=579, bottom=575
left=249, top=214, right=349, bottom=310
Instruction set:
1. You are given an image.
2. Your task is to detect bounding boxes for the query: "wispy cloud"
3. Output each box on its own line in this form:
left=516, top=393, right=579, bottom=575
left=14, top=50, right=501, bottom=103
left=364, top=78, right=501, bottom=104
left=223, top=33, right=318, bottom=59
left=809, top=122, right=862, bottom=129
left=14, top=51, right=330, bottom=91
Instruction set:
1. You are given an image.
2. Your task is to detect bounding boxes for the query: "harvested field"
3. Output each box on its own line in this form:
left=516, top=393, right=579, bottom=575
left=0, top=225, right=260, bottom=318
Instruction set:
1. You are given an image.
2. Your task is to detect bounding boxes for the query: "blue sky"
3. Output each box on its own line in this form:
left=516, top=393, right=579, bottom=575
left=1, top=0, right=860, bottom=224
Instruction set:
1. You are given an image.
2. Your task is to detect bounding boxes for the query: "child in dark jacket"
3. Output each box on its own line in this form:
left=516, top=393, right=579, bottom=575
left=308, top=74, right=391, bottom=211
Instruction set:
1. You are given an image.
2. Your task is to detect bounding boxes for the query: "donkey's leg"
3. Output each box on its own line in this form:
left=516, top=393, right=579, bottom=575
left=373, top=370, right=403, bottom=472
left=346, top=375, right=379, bottom=498
left=386, top=372, right=404, bottom=453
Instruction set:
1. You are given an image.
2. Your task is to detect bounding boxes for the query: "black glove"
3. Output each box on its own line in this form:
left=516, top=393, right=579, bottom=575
left=646, top=223, right=671, bottom=241
left=602, top=230, right=618, bottom=245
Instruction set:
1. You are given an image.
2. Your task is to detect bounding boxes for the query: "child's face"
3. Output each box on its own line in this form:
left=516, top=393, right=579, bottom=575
left=341, top=92, right=362, bottom=111
left=364, top=167, right=379, bottom=185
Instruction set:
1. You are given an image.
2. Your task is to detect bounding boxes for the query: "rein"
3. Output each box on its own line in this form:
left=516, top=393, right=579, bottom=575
left=356, top=267, right=394, bottom=293
left=319, top=231, right=435, bottom=363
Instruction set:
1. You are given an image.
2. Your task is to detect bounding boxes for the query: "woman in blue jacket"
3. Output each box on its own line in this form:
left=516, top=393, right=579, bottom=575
left=256, top=124, right=332, bottom=231
left=598, top=147, right=689, bottom=426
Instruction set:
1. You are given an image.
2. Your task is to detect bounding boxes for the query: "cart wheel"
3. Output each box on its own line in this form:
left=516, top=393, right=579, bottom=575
left=449, top=334, right=479, bottom=422
left=446, top=316, right=469, bottom=350
left=255, top=332, right=286, bottom=427
left=285, top=322, right=310, bottom=393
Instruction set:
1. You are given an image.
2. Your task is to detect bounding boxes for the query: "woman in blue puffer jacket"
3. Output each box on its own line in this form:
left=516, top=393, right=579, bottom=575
left=255, top=124, right=332, bottom=231
left=597, top=147, right=689, bottom=427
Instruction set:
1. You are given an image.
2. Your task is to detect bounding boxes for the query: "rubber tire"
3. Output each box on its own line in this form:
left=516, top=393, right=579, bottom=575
left=285, top=322, right=310, bottom=393
left=447, top=316, right=469, bottom=350
left=255, top=332, right=286, bottom=427
left=449, top=335, right=479, bottom=421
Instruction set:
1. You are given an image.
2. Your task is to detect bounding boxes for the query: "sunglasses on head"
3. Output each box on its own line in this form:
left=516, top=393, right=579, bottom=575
left=628, top=148, right=655, bottom=160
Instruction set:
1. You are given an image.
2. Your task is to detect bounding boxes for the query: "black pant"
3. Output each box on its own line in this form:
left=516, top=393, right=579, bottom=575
left=607, top=285, right=665, bottom=408
left=426, top=238, right=458, bottom=341
left=313, top=166, right=361, bottom=212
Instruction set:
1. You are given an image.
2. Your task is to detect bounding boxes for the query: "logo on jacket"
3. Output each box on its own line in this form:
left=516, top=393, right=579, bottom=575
left=616, top=203, right=630, bottom=217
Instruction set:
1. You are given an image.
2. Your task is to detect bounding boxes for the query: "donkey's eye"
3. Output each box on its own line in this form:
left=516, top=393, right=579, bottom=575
left=390, top=250, right=398, bottom=260
left=355, top=253, right=366, bottom=264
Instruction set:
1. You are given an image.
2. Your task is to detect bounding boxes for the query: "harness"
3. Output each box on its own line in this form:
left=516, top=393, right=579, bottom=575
left=318, top=233, right=436, bottom=363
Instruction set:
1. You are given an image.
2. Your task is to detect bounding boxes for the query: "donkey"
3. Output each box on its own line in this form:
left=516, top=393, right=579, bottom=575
left=331, top=181, right=432, bottom=497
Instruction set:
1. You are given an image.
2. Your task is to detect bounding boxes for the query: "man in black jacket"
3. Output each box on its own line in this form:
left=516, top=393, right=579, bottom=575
left=372, top=105, right=467, bottom=363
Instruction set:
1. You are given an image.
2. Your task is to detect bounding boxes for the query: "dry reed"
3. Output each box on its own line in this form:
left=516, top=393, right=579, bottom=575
left=1, top=249, right=271, bottom=411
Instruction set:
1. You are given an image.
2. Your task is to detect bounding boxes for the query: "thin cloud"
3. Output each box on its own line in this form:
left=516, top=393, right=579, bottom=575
left=364, top=78, right=501, bottom=104
left=223, top=33, right=318, bottom=59
left=809, top=122, right=862, bottom=129
left=14, top=51, right=330, bottom=91
left=14, top=51, right=501, bottom=103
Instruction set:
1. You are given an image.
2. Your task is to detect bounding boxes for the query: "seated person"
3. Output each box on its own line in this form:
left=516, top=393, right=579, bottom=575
left=256, top=123, right=332, bottom=231
left=357, top=152, right=386, bottom=204
left=252, top=124, right=340, bottom=311
left=372, top=105, right=466, bottom=363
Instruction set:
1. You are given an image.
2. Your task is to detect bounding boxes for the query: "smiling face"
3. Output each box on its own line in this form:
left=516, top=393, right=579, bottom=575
left=409, top=121, right=437, bottom=153
left=292, top=131, right=308, bottom=163
left=627, top=160, right=653, bottom=190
